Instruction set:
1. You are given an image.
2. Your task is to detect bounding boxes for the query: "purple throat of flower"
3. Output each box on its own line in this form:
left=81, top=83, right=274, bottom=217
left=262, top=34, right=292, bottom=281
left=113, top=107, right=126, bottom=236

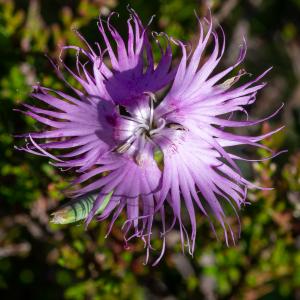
left=15, top=8, right=286, bottom=265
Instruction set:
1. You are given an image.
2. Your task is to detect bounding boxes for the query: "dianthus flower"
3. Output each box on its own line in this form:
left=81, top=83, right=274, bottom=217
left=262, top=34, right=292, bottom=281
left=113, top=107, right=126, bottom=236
left=16, top=9, right=284, bottom=264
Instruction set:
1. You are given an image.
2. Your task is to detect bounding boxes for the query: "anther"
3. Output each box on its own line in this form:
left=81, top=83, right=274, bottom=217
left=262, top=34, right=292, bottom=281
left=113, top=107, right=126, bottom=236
left=115, top=141, right=133, bottom=154
left=166, top=122, right=186, bottom=131
left=114, top=127, right=145, bottom=154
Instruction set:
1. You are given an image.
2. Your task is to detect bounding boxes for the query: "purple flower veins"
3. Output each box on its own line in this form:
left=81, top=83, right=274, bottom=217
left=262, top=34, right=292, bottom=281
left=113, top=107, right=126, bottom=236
left=16, top=9, right=284, bottom=265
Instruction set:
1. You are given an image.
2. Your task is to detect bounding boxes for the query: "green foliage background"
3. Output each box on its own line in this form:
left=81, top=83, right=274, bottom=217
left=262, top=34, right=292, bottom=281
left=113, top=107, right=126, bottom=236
left=1, top=0, right=300, bottom=299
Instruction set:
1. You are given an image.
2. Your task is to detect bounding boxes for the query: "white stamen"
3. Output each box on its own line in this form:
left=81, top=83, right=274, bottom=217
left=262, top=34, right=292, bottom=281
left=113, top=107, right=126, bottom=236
left=115, top=126, right=148, bottom=154
left=137, top=123, right=150, bottom=131
left=144, top=91, right=156, bottom=129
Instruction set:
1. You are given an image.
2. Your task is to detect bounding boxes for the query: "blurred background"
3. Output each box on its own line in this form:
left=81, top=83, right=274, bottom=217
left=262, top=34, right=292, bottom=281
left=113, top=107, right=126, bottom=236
left=1, top=0, right=300, bottom=299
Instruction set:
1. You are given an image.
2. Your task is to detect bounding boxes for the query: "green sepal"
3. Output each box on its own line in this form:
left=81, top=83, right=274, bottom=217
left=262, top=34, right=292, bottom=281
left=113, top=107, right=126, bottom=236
left=51, top=191, right=113, bottom=224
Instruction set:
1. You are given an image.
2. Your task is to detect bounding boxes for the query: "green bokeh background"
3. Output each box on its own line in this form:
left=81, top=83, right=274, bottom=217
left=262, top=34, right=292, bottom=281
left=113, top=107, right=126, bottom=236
left=1, top=0, right=300, bottom=299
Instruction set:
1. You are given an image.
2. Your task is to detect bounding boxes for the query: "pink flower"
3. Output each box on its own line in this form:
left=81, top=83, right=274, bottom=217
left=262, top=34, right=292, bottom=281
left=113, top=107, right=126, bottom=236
left=16, top=9, right=284, bottom=264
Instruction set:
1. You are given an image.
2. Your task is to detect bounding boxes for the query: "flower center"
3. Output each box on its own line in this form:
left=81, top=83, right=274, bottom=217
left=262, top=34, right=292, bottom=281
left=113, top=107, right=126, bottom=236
left=131, top=92, right=167, bottom=137
left=114, top=93, right=186, bottom=165
left=114, top=93, right=167, bottom=155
